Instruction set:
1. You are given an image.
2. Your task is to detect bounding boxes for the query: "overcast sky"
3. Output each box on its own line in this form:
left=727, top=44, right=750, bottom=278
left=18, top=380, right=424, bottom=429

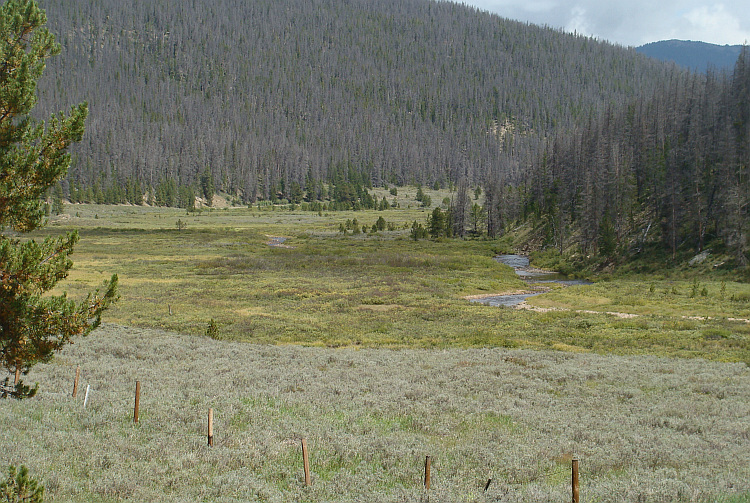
left=460, top=0, right=750, bottom=47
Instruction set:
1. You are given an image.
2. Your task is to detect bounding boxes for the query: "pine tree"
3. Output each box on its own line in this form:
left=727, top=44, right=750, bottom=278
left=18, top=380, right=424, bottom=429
left=200, top=167, right=214, bottom=207
left=0, top=0, right=118, bottom=399
left=1, top=465, right=44, bottom=503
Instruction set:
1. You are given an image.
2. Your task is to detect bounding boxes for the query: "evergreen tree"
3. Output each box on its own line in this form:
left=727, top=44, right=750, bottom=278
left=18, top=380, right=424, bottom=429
left=0, top=465, right=44, bottom=503
left=51, top=184, right=64, bottom=215
left=597, top=209, right=617, bottom=258
left=200, top=167, right=214, bottom=207
left=0, top=0, right=118, bottom=399
left=410, top=220, right=427, bottom=240
left=428, top=207, right=447, bottom=238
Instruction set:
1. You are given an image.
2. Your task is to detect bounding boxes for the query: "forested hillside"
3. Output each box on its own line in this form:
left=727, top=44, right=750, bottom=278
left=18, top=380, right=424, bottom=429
left=35, top=0, right=674, bottom=204
left=523, top=48, right=750, bottom=267
left=637, top=40, right=743, bottom=73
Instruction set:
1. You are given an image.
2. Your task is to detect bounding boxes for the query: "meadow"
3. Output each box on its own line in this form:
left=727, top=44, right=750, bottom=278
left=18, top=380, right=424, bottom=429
left=2, top=324, right=749, bottom=502
left=35, top=202, right=750, bottom=362
left=2, top=199, right=750, bottom=501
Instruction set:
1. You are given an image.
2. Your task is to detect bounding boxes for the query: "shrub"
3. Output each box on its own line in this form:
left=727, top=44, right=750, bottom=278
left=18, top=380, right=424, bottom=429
left=1, top=465, right=44, bottom=503
left=702, top=328, right=732, bottom=340
left=206, top=319, right=220, bottom=339
left=731, top=292, right=750, bottom=303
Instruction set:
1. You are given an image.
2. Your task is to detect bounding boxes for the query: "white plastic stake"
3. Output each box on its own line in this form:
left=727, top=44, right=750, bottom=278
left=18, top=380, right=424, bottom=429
left=83, top=384, right=91, bottom=408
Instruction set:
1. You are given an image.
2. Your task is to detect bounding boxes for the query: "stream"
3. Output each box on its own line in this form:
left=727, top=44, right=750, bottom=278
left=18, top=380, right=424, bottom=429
left=470, top=254, right=592, bottom=307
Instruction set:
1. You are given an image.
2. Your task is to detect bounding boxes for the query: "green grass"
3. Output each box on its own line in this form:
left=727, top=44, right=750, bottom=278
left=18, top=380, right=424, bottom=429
left=4, top=203, right=750, bottom=502
left=30, top=203, right=750, bottom=363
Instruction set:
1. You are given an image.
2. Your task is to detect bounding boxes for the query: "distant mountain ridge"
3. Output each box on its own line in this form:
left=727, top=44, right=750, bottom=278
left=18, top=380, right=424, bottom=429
left=636, top=40, right=743, bottom=72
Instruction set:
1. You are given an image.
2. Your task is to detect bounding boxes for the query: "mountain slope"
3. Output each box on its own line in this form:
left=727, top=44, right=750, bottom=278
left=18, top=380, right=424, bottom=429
left=36, top=0, right=677, bottom=202
left=637, top=40, right=743, bottom=73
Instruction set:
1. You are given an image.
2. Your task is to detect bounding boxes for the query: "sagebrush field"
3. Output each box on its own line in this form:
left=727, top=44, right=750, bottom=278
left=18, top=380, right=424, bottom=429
left=3, top=325, right=750, bottom=502
left=3, top=202, right=750, bottom=502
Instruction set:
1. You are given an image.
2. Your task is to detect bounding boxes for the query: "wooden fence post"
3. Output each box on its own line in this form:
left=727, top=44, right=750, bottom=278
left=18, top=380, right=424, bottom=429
left=572, top=457, right=579, bottom=503
left=301, top=438, right=311, bottom=487
left=133, top=381, right=141, bottom=423
left=72, top=366, right=80, bottom=398
left=424, top=455, right=431, bottom=491
left=207, top=408, right=214, bottom=447
left=14, top=367, right=20, bottom=385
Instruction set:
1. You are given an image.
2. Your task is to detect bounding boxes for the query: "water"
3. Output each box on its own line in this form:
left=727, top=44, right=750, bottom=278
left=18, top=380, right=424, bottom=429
left=470, top=254, right=591, bottom=307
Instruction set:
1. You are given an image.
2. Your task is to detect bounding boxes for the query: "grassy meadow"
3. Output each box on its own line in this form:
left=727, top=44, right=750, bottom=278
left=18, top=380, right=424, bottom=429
left=32, top=201, right=750, bottom=361
left=2, top=198, right=750, bottom=501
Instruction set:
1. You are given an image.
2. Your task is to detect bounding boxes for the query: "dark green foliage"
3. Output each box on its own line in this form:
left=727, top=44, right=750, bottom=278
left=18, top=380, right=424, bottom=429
left=410, top=220, right=427, bottom=240
left=597, top=210, right=617, bottom=258
left=427, top=207, right=451, bottom=238
left=0, top=0, right=118, bottom=399
left=51, top=185, right=64, bottom=215
left=206, top=319, right=219, bottom=339
left=0, top=378, right=37, bottom=400
left=0, top=465, right=44, bottom=503
left=416, top=187, right=425, bottom=203
left=524, top=47, right=750, bottom=268
left=200, top=167, right=214, bottom=207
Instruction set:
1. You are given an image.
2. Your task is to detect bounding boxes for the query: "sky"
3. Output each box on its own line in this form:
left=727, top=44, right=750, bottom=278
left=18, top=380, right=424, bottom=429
left=460, top=0, right=750, bottom=47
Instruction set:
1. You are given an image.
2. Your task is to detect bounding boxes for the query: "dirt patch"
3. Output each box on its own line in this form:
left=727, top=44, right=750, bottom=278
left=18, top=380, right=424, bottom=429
left=514, top=302, right=640, bottom=319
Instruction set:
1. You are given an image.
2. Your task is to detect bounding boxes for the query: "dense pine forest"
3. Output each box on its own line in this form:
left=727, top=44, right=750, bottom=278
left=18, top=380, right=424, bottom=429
left=32, top=0, right=749, bottom=267
left=36, top=0, right=673, bottom=204
left=524, top=48, right=750, bottom=267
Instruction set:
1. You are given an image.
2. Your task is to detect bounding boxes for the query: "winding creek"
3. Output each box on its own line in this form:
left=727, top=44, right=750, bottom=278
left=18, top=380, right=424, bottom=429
left=470, top=254, right=592, bottom=307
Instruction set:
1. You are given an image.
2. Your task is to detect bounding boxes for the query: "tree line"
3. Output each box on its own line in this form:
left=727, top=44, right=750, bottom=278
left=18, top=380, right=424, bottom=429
left=518, top=48, right=750, bottom=267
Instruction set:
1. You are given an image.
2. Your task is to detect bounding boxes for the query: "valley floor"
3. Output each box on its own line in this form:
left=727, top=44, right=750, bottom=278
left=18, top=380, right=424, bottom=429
left=3, top=324, right=749, bottom=502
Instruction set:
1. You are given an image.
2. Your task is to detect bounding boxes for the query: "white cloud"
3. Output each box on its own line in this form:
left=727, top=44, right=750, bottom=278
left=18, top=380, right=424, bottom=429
left=462, top=0, right=750, bottom=46
left=565, top=6, right=593, bottom=36
left=680, top=4, right=749, bottom=45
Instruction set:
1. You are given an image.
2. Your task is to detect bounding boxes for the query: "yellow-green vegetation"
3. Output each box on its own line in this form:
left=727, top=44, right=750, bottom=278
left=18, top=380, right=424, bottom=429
left=529, top=277, right=750, bottom=320
left=35, top=203, right=750, bottom=363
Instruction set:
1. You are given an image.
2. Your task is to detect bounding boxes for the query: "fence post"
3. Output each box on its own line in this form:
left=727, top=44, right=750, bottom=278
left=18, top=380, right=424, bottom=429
left=14, top=367, right=20, bottom=385
left=133, top=381, right=141, bottom=423
left=207, top=408, right=214, bottom=447
left=424, top=455, right=431, bottom=491
left=572, top=457, right=579, bottom=503
left=301, top=438, right=311, bottom=487
left=72, top=366, right=80, bottom=398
